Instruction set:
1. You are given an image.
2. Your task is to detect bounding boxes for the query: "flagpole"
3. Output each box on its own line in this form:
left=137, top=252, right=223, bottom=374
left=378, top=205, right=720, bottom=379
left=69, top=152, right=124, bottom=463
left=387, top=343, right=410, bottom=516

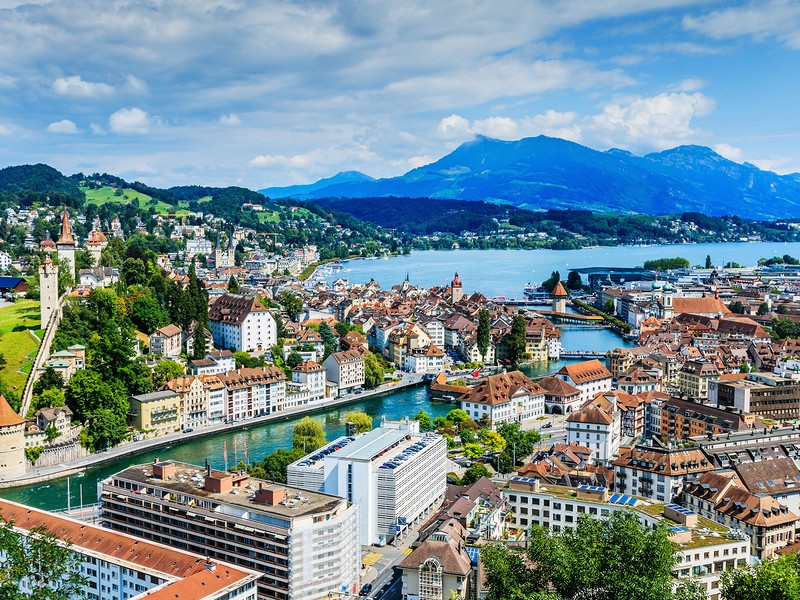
left=224, top=441, right=228, bottom=472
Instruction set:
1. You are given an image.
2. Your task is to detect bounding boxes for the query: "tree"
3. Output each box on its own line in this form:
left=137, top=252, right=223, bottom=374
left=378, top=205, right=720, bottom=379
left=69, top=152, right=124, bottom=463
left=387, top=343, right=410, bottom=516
left=260, top=447, right=305, bottom=483
left=506, top=315, right=528, bottom=368
left=477, top=309, right=491, bottom=363
left=279, top=290, right=303, bottom=321
left=414, top=409, right=434, bottom=431
left=497, top=422, right=540, bottom=461
left=542, top=271, right=561, bottom=293
left=45, top=423, right=59, bottom=443
left=131, top=294, right=169, bottom=334
left=32, top=367, right=64, bottom=397
left=80, top=408, right=129, bottom=451
left=567, top=270, right=582, bottom=290
left=728, top=300, right=745, bottom=314
left=705, top=254, right=713, bottom=269
left=152, top=360, right=185, bottom=388
left=461, top=463, right=492, bottom=486
left=757, top=302, right=770, bottom=316
left=493, top=451, right=515, bottom=474
left=192, top=317, right=209, bottom=360
left=318, top=322, right=337, bottom=360
left=481, top=430, right=507, bottom=453
left=344, top=410, right=373, bottom=433
left=721, top=553, right=800, bottom=600
left=603, top=299, right=615, bottom=315
left=122, top=257, right=147, bottom=286
left=463, top=443, right=484, bottom=459
left=0, top=519, right=87, bottom=599
left=483, top=511, right=679, bottom=600
left=227, top=274, right=240, bottom=293
left=286, top=351, right=303, bottom=369
left=363, top=352, right=386, bottom=388
left=293, top=416, right=326, bottom=452
left=28, top=388, right=67, bottom=417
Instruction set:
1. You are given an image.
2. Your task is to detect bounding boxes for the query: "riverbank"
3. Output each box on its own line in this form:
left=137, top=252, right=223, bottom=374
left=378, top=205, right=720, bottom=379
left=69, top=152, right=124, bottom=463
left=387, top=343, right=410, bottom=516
left=0, top=373, right=425, bottom=489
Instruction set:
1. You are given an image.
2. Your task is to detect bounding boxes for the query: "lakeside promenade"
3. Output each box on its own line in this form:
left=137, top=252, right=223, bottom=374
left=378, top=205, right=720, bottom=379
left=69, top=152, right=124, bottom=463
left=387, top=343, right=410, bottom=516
left=0, top=372, right=425, bottom=489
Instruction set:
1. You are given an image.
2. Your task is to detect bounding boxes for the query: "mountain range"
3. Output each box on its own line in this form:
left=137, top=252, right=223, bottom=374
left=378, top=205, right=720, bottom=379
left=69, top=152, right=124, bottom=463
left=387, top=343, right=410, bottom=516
left=259, top=136, right=800, bottom=221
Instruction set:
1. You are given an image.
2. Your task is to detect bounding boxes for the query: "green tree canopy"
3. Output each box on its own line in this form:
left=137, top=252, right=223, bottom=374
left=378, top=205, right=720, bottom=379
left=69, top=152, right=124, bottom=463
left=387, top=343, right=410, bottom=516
left=483, top=511, right=679, bottom=600
left=364, top=351, right=386, bottom=388
left=227, top=274, right=240, bottom=293
left=477, top=309, right=491, bottom=363
left=414, top=409, right=434, bottom=431
left=461, top=463, right=492, bottom=485
left=505, top=314, right=528, bottom=368
left=152, top=360, right=185, bottom=388
left=643, top=257, right=690, bottom=270
left=721, top=553, right=800, bottom=600
left=0, top=519, right=87, bottom=599
left=293, top=416, right=326, bottom=452
left=279, top=290, right=303, bottom=321
left=344, top=410, right=373, bottom=433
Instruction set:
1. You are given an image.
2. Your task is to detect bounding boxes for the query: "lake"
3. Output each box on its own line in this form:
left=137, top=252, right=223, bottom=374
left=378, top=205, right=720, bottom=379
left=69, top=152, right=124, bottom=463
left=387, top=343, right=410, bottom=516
left=329, top=242, right=800, bottom=298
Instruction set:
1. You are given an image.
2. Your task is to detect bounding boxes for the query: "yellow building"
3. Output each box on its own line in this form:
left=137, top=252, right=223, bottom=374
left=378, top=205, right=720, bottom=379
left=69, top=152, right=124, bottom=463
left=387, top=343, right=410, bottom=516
left=129, top=390, right=181, bottom=436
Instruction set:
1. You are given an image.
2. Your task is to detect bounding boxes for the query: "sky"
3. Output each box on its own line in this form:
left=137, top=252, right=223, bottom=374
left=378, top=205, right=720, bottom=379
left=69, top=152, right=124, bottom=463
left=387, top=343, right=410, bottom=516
left=0, top=0, right=799, bottom=189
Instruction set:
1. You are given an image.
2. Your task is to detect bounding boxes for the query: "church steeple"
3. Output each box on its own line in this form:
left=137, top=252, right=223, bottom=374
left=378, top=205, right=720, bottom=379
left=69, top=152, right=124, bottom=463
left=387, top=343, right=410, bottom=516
left=57, top=209, right=75, bottom=246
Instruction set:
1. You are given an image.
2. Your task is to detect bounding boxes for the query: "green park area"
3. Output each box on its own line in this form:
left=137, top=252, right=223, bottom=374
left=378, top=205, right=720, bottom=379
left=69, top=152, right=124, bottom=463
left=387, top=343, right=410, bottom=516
left=81, top=186, right=186, bottom=214
left=0, top=299, right=42, bottom=397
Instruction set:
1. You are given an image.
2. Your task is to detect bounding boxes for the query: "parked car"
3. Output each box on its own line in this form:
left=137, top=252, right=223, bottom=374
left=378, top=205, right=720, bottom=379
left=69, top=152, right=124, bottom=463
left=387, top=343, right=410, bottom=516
left=542, top=422, right=553, bottom=429
left=183, top=428, right=194, bottom=433
left=359, top=583, right=373, bottom=596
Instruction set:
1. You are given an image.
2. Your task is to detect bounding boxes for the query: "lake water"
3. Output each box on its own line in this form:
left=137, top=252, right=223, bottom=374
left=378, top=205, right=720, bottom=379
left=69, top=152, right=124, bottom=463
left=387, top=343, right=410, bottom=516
left=331, top=242, right=800, bottom=298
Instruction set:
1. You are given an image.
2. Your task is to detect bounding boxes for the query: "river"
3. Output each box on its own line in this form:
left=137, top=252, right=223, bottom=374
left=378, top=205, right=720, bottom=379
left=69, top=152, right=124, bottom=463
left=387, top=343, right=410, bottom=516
left=330, top=242, right=800, bottom=298
left=10, top=241, right=784, bottom=510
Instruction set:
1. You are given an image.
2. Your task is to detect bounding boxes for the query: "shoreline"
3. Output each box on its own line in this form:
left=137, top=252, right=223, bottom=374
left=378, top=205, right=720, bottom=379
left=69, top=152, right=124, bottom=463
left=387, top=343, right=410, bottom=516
left=0, top=374, right=425, bottom=490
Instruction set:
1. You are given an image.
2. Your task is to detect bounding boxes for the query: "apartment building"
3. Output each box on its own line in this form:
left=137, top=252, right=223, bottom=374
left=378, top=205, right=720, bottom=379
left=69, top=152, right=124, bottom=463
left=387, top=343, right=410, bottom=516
left=660, top=398, right=755, bottom=444
left=555, top=359, right=613, bottom=405
left=217, top=366, right=286, bottom=420
left=101, top=459, right=360, bottom=600
left=565, top=392, right=620, bottom=465
left=288, top=423, right=447, bottom=546
left=500, top=477, right=749, bottom=600
left=0, top=498, right=260, bottom=600
left=285, top=360, right=327, bottom=408
left=613, top=444, right=714, bottom=503
left=709, top=371, right=800, bottom=421
left=683, top=471, right=798, bottom=560
left=322, top=350, right=365, bottom=396
left=129, top=390, right=182, bottom=435
left=678, top=360, right=720, bottom=400
left=458, top=370, right=545, bottom=427
left=208, top=293, right=277, bottom=352
left=149, top=325, right=183, bottom=357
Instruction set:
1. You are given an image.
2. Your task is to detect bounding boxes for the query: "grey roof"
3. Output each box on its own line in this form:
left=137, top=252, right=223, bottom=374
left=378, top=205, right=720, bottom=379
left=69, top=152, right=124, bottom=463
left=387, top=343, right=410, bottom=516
left=131, top=390, right=180, bottom=403
left=329, top=428, right=408, bottom=462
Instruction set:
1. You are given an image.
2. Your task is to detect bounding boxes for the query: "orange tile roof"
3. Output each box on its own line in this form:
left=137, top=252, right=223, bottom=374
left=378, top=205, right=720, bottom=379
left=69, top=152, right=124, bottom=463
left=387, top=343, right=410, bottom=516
left=0, top=499, right=259, bottom=597
left=556, top=359, right=612, bottom=385
left=0, top=395, right=24, bottom=427
left=459, top=371, right=543, bottom=406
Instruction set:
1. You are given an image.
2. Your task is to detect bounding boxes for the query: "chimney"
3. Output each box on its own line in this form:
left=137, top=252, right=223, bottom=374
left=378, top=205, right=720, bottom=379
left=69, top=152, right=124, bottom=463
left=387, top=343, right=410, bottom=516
left=204, top=557, right=216, bottom=572
left=255, top=486, right=286, bottom=505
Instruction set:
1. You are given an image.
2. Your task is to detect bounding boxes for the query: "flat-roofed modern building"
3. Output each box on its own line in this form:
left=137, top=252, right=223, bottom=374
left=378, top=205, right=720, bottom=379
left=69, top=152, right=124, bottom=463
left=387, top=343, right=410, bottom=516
left=100, top=459, right=360, bottom=600
left=288, top=422, right=447, bottom=545
left=499, top=477, right=749, bottom=600
left=0, top=498, right=260, bottom=600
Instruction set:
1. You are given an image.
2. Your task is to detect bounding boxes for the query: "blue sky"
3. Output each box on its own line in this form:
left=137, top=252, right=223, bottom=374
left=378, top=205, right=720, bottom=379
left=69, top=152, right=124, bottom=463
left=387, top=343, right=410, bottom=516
left=0, top=0, right=799, bottom=189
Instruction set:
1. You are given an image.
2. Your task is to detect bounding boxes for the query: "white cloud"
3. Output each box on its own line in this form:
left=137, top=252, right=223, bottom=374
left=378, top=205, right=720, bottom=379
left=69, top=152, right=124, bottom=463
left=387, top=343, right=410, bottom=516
left=436, top=114, right=471, bottom=140
left=684, top=1, right=800, bottom=48
left=588, top=92, right=715, bottom=149
left=108, top=107, right=152, bottom=134
left=52, top=75, right=114, bottom=97
left=670, top=77, right=707, bottom=92
left=714, top=143, right=745, bottom=162
left=407, top=155, right=433, bottom=169
left=46, top=119, right=79, bottom=134
left=219, top=113, right=241, bottom=126
left=249, top=152, right=313, bottom=168
left=89, top=122, right=105, bottom=135
left=0, top=123, right=11, bottom=136
left=472, top=117, right=520, bottom=140
left=435, top=91, right=715, bottom=153
left=124, top=75, right=148, bottom=94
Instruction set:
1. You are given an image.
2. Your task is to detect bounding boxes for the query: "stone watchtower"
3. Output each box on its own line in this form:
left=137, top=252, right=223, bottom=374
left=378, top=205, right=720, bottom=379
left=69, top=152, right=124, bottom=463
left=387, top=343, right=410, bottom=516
left=0, top=394, right=26, bottom=479
left=551, top=281, right=568, bottom=313
left=56, top=209, right=76, bottom=281
left=39, top=257, right=59, bottom=330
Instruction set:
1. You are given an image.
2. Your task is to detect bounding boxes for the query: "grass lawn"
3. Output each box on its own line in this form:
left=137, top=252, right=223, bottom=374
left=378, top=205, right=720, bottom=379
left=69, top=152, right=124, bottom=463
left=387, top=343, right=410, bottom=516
left=81, top=186, right=178, bottom=213
left=258, top=210, right=281, bottom=223
left=0, top=299, right=42, bottom=394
